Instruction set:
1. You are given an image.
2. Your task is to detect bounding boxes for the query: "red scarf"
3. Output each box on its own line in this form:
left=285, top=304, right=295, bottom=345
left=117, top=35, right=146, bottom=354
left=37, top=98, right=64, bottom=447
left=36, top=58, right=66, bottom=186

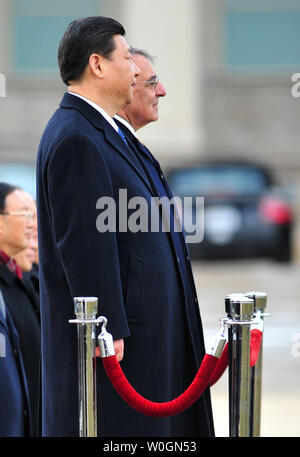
left=0, top=250, right=23, bottom=279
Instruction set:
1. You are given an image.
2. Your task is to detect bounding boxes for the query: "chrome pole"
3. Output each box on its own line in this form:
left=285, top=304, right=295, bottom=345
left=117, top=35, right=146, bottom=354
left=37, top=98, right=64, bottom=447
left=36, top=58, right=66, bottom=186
left=246, top=291, right=267, bottom=437
left=69, top=297, right=98, bottom=437
left=225, top=294, right=255, bottom=437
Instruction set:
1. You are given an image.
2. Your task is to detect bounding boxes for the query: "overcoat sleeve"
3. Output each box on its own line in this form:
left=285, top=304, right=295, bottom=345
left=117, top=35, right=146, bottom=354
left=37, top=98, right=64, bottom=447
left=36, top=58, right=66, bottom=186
left=46, top=134, right=130, bottom=340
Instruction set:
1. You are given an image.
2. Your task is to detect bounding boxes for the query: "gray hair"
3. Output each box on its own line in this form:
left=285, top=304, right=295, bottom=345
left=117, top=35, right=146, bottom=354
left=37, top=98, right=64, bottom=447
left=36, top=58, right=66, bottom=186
left=129, top=47, right=155, bottom=63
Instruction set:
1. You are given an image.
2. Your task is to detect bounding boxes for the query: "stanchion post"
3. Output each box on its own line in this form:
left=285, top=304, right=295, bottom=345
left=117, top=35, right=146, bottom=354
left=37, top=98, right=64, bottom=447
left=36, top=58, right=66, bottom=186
left=69, top=297, right=99, bottom=437
left=225, top=294, right=255, bottom=437
left=246, top=291, right=267, bottom=437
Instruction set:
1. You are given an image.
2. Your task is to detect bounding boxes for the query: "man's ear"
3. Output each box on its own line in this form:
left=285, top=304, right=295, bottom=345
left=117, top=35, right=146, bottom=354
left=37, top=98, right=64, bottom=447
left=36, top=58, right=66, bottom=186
left=88, top=53, right=105, bottom=80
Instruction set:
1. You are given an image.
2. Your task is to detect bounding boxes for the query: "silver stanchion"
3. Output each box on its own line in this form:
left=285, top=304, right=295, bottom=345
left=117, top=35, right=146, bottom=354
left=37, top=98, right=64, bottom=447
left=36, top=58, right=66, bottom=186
left=225, top=293, right=255, bottom=437
left=69, top=297, right=103, bottom=437
left=246, top=291, right=268, bottom=437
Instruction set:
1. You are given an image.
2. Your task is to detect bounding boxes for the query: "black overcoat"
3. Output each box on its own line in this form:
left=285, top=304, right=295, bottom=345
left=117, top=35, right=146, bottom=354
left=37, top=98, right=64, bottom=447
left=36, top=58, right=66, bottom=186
left=0, top=266, right=40, bottom=435
left=36, top=93, right=214, bottom=437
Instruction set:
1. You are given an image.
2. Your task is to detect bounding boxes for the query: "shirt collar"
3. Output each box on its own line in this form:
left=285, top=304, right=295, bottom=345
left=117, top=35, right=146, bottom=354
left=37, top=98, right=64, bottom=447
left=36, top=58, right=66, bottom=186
left=0, top=251, right=23, bottom=279
left=68, top=91, right=119, bottom=132
left=114, top=115, right=137, bottom=137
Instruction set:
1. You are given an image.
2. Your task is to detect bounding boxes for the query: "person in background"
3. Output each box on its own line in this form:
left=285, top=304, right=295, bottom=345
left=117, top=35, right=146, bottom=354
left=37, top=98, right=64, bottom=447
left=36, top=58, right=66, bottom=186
left=14, top=195, right=40, bottom=309
left=0, top=182, right=41, bottom=436
left=14, top=235, right=37, bottom=273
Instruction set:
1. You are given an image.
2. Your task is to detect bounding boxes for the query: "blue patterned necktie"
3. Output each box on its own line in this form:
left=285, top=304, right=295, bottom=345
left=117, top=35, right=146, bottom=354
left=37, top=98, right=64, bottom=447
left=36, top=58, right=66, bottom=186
left=117, top=127, right=128, bottom=146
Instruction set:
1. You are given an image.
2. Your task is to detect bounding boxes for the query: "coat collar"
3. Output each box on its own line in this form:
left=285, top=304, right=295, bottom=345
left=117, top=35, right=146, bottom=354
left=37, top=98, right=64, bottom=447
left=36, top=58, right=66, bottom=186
left=59, top=93, right=155, bottom=195
left=60, top=92, right=114, bottom=133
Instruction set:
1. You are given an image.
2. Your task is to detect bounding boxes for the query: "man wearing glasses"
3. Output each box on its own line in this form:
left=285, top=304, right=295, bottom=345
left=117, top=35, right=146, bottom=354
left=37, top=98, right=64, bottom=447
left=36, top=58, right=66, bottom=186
left=0, top=183, right=40, bottom=436
left=114, top=50, right=214, bottom=437
left=115, top=48, right=166, bottom=131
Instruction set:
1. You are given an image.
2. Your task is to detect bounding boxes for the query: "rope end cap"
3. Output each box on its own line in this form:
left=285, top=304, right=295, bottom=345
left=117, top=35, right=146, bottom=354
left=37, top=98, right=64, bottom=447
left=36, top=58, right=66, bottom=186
left=98, top=327, right=115, bottom=358
left=209, top=333, right=227, bottom=358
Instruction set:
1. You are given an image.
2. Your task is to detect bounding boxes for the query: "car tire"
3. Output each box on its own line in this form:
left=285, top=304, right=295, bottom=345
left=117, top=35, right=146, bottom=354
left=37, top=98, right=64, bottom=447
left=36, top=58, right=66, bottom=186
left=273, top=226, right=292, bottom=263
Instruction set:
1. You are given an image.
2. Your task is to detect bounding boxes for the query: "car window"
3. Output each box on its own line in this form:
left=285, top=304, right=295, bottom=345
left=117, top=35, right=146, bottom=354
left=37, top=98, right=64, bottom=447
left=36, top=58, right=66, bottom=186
left=168, top=166, right=270, bottom=197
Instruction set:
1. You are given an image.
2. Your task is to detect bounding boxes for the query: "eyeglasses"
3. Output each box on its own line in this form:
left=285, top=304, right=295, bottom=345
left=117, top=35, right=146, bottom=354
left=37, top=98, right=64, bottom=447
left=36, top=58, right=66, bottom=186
left=0, top=211, right=35, bottom=222
left=135, top=75, right=159, bottom=90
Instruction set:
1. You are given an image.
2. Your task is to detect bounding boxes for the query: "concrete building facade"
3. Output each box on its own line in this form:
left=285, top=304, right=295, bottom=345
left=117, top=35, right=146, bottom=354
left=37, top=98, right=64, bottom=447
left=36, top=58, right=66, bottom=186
left=0, top=0, right=300, bottom=186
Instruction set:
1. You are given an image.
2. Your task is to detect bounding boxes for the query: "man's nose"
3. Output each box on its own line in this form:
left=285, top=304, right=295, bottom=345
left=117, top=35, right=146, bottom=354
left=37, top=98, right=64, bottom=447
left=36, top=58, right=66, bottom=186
left=26, top=217, right=34, bottom=229
left=133, top=62, right=141, bottom=78
left=156, top=81, right=166, bottom=97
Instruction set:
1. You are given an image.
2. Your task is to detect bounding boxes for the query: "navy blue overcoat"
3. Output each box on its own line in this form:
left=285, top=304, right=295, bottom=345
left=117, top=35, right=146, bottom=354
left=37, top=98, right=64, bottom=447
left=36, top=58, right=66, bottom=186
left=36, top=93, right=214, bottom=437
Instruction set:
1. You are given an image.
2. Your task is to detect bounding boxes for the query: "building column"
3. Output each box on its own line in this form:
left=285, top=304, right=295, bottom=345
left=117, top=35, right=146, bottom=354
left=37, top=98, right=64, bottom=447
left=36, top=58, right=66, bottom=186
left=121, top=0, right=205, bottom=163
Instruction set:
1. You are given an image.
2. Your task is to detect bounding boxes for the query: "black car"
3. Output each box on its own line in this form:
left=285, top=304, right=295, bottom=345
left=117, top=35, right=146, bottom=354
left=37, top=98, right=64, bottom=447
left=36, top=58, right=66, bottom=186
left=166, top=160, right=294, bottom=262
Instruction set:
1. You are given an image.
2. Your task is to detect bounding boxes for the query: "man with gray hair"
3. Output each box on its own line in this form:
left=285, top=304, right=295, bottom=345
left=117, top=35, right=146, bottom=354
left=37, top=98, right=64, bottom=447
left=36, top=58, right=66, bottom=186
left=115, top=49, right=215, bottom=436
left=116, top=48, right=166, bottom=130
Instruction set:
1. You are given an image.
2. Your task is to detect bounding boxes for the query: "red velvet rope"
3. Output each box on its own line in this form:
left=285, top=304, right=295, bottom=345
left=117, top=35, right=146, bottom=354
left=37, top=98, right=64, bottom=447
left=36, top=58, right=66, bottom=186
left=250, top=329, right=263, bottom=367
left=209, top=329, right=263, bottom=387
left=96, top=328, right=263, bottom=417
left=102, top=354, right=218, bottom=417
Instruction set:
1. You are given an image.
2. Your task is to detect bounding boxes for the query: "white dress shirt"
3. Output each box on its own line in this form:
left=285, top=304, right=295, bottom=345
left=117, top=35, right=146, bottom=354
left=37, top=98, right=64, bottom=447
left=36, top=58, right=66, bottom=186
left=68, top=91, right=119, bottom=132
left=114, top=114, right=137, bottom=137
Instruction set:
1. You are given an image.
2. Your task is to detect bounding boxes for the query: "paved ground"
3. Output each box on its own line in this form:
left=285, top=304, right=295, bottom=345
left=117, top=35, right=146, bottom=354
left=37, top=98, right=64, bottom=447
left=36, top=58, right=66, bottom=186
left=191, top=258, right=300, bottom=437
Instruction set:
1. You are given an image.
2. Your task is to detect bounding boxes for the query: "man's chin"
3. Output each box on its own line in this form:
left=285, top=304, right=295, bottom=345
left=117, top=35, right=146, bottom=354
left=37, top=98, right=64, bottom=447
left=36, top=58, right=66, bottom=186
left=151, top=112, right=159, bottom=122
left=124, top=88, right=135, bottom=105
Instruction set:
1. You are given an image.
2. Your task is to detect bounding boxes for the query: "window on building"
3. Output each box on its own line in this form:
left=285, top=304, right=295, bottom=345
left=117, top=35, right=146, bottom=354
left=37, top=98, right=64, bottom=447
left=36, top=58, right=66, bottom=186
left=12, top=0, right=102, bottom=76
left=224, top=0, right=300, bottom=71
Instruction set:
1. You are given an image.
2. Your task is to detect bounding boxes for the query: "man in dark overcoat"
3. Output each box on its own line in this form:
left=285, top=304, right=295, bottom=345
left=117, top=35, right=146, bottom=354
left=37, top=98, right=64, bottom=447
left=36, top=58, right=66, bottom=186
left=0, top=183, right=40, bottom=436
left=36, top=16, right=214, bottom=437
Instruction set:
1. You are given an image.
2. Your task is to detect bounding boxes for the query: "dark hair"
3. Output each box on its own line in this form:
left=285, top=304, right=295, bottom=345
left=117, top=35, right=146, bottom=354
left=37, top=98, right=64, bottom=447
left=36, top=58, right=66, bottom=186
left=0, top=183, right=18, bottom=212
left=58, top=16, right=126, bottom=85
left=129, top=47, right=155, bottom=64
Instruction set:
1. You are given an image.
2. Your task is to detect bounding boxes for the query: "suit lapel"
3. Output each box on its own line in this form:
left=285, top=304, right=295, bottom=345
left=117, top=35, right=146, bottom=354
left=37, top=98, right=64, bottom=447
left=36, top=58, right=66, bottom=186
left=115, top=120, right=193, bottom=256
left=102, top=127, right=156, bottom=196
left=59, top=93, right=155, bottom=195
left=114, top=119, right=164, bottom=195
